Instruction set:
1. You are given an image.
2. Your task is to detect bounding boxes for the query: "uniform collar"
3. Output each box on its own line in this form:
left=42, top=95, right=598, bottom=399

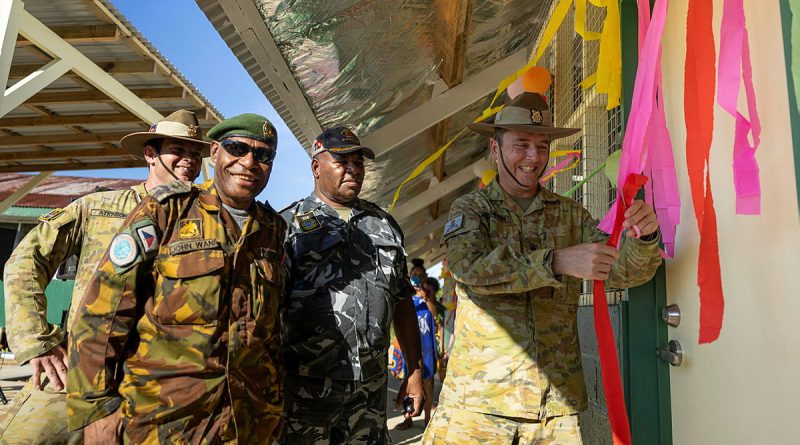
left=300, top=192, right=369, bottom=220
left=484, top=180, right=560, bottom=214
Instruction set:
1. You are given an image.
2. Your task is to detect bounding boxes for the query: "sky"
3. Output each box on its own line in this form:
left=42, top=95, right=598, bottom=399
left=60, top=0, right=443, bottom=277
left=63, top=0, right=314, bottom=211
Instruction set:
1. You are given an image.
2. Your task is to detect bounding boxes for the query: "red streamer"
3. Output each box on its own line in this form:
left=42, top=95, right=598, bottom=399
left=594, top=173, right=647, bottom=445
left=685, top=0, right=725, bottom=343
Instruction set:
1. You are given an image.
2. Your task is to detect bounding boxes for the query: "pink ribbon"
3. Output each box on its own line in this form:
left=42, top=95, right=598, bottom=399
left=717, top=0, right=761, bottom=215
left=539, top=152, right=581, bottom=185
left=599, top=0, right=680, bottom=259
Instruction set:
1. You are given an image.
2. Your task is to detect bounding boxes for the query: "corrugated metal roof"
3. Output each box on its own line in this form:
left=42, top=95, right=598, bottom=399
left=0, top=173, right=142, bottom=208
left=0, top=0, right=223, bottom=173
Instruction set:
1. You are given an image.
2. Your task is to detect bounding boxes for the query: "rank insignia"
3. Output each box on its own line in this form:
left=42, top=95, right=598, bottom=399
left=136, top=224, right=159, bottom=254
left=443, top=214, right=464, bottom=237
left=531, top=110, right=543, bottom=124
left=38, top=208, right=65, bottom=223
left=296, top=211, right=322, bottom=232
left=110, top=233, right=138, bottom=267
left=179, top=219, right=202, bottom=239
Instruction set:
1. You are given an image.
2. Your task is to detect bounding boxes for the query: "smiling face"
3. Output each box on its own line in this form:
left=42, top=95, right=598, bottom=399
left=312, top=151, right=365, bottom=206
left=143, top=137, right=204, bottom=184
left=489, top=129, right=551, bottom=197
left=211, top=136, right=272, bottom=209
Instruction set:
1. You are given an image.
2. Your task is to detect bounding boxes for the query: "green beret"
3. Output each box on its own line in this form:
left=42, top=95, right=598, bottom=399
left=207, top=113, right=278, bottom=147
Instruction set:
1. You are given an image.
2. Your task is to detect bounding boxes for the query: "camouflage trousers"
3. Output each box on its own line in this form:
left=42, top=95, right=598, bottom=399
left=422, top=404, right=581, bottom=445
left=0, top=376, right=82, bottom=445
left=281, top=372, right=389, bottom=445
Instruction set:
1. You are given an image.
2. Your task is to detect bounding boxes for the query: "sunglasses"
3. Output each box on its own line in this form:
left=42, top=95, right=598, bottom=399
left=220, top=139, right=276, bottom=164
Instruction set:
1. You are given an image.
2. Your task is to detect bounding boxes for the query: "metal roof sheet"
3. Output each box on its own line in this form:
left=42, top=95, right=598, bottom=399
left=1, top=0, right=223, bottom=174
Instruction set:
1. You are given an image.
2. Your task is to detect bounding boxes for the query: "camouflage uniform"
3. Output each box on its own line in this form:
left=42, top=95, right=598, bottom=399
left=0, top=184, right=146, bottom=445
left=422, top=181, right=661, bottom=445
left=67, top=180, right=286, bottom=444
left=280, top=193, right=414, bottom=444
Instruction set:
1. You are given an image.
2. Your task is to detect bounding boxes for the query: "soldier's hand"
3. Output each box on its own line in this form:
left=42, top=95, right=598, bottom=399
left=84, top=409, right=122, bottom=444
left=553, top=243, right=620, bottom=281
left=623, top=200, right=659, bottom=238
left=30, top=345, right=68, bottom=391
left=395, top=368, right=425, bottom=418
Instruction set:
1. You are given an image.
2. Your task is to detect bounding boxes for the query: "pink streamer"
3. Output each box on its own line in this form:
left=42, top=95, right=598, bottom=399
left=540, top=153, right=581, bottom=185
left=599, top=0, right=680, bottom=258
left=717, top=0, right=761, bottom=214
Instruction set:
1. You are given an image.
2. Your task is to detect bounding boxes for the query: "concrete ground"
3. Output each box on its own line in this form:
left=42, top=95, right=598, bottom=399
left=0, top=360, right=442, bottom=445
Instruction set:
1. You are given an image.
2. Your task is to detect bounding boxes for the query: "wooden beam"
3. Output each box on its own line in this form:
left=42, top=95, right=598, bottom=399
left=0, top=146, right=131, bottom=161
left=0, top=159, right=142, bottom=173
left=16, top=24, right=119, bottom=45
left=428, top=121, right=450, bottom=219
left=0, top=171, right=51, bottom=213
left=393, top=160, right=481, bottom=222
left=404, top=213, right=451, bottom=248
left=0, top=132, right=128, bottom=148
left=26, top=87, right=185, bottom=105
left=9, top=60, right=156, bottom=79
left=0, top=113, right=138, bottom=127
left=434, top=0, right=474, bottom=87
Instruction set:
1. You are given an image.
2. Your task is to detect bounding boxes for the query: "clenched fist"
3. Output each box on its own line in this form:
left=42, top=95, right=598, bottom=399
left=552, top=243, right=620, bottom=281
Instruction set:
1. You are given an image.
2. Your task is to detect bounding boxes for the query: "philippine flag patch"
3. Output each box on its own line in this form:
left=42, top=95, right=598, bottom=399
left=136, top=224, right=158, bottom=253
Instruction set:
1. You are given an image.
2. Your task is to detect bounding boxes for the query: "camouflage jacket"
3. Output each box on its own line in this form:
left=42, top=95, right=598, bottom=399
left=67, top=180, right=287, bottom=444
left=441, top=181, right=661, bottom=419
left=281, top=193, right=414, bottom=381
left=3, top=184, right=146, bottom=364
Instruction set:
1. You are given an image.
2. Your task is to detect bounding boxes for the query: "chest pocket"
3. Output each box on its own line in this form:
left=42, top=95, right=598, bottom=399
left=372, top=232, right=402, bottom=290
left=154, top=248, right=225, bottom=325
left=487, top=211, right=522, bottom=253
left=250, top=257, right=283, bottom=327
left=291, top=230, right=344, bottom=287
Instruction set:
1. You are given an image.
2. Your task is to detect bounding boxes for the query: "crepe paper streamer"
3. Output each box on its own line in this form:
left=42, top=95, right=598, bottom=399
left=563, top=158, right=608, bottom=197
left=594, top=173, right=647, bottom=445
left=604, top=150, right=622, bottom=183
left=598, top=0, right=670, bottom=236
left=540, top=151, right=582, bottom=184
left=685, top=0, right=725, bottom=344
left=717, top=0, right=762, bottom=215
left=634, top=0, right=682, bottom=258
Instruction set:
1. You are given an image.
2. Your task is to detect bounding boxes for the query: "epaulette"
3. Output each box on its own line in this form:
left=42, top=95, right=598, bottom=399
left=278, top=199, right=302, bottom=215
left=150, top=180, right=193, bottom=203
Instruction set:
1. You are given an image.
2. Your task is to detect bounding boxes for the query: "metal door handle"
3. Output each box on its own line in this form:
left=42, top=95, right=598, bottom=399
left=657, top=340, right=683, bottom=367
left=661, top=304, right=681, bottom=327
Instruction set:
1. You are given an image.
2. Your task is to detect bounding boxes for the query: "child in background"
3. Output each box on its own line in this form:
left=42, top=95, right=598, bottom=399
left=396, top=275, right=437, bottom=430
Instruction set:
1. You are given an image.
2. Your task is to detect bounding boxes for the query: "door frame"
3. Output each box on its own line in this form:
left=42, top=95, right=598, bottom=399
left=618, top=0, right=673, bottom=443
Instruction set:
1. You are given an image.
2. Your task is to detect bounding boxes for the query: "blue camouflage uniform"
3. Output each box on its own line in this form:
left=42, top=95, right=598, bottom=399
left=280, top=192, right=414, bottom=444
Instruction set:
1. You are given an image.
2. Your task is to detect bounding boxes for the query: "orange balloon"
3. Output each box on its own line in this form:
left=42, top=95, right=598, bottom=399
left=521, top=66, right=552, bottom=94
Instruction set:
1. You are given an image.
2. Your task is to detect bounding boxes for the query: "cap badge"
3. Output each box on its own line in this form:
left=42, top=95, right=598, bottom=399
left=263, top=122, right=275, bottom=139
left=531, top=110, right=543, bottom=125
left=187, top=125, right=199, bottom=138
left=341, top=128, right=358, bottom=142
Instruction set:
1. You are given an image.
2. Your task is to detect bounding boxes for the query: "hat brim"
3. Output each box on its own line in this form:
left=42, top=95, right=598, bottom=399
left=468, top=122, right=581, bottom=140
left=119, top=132, right=211, bottom=157
left=323, top=145, right=376, bottom=160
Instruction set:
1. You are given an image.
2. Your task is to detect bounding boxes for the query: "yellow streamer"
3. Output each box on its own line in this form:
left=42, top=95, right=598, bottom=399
left=540, top=156, right=582, bottom=182
left=388, top=0, right=622, bottom=210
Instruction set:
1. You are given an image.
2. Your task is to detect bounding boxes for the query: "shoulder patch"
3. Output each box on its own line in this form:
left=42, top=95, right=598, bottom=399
left=295, top=211, right=322, bottom=233
left=109, top=233, right=138, bottom=267
left=38, top=208, right=65, bottom=223
left=443, top=215, right=464, bottom=237
left=136, top=224, right=159, bottom=254
left=150, top=180, right=193, bottom=203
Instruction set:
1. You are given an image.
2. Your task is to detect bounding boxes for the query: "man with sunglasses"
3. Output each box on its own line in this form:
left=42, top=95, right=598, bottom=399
left=280, top=127, right=424, bottom=444
left=67, top=114, right=287, bottom=444
left=0, top=110, right=207, bottom=445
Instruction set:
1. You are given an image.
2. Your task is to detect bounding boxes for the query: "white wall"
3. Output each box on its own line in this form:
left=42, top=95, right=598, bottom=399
left=661, top=1, right=800, bottom=444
